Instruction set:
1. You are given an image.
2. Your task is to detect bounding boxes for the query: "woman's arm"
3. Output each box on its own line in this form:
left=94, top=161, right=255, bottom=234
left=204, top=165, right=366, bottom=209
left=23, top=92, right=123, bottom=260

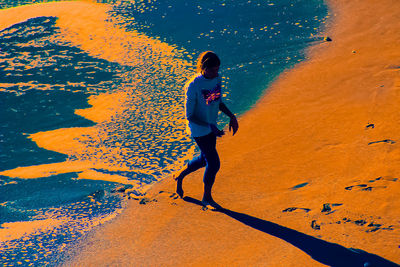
left=219, top=102, right=235, bottom=119
left=219, top=102, right=239, bottom=135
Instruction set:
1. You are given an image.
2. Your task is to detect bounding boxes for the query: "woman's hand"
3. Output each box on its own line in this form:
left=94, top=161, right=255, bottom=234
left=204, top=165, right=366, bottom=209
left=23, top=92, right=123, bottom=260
left=229, top=116, right=239, bottom=136
left=210, top=124, right=225, bottom=137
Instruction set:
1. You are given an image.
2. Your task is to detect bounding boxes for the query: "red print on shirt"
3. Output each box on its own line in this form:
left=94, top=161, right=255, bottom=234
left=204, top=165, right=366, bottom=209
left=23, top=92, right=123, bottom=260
left=201, top=84, right=221, bottom=105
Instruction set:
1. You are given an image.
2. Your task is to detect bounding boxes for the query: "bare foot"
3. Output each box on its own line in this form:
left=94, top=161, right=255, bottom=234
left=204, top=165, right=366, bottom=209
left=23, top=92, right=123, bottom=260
left=173, top=172, right=184, bottom=198
left=172, top=165, right=188, bottom=198
left=201, top=197, right=222, bottom=209
left=176, top=178, right=184, bottom=198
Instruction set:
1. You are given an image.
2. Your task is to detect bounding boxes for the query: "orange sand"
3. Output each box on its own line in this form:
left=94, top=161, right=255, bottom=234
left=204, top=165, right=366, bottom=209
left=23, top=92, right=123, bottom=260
left=65, top=0, right=400, bottom=265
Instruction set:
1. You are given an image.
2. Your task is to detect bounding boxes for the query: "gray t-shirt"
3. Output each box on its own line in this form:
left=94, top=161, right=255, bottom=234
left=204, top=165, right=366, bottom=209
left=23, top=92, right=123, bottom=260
left=184, top=73, right=222, bottom=137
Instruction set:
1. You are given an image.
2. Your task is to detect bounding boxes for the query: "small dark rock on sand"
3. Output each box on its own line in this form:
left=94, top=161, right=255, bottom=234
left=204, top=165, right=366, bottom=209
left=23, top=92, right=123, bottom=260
left=324, top=36, right=332, bottom=42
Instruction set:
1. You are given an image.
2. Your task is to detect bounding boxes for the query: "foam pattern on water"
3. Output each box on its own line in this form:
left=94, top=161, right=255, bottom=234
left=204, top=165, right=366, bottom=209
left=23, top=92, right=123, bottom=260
left=0, top=173, right=124, bottom=266
left=0, top=6, right=195, bottom=185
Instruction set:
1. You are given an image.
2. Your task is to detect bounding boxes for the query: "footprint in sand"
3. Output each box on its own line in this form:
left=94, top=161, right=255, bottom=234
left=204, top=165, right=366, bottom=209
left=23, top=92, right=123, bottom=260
left=139, top=197, right=153, bottom=205
left=339, top=217, right=395, bottom=233
left=362, top=123, right=396, bottom=144
left=368, top=139, right=396, bottom=145
left=364, top=124, right=396, bottom=144
left=345, top=184, right=371, bottom=191
left=282, top=207, right=311, bottom=213
left=345, top=176, right=397, bottom=191
left=282, top=203, right=342, bottom=215
left=321, top=203, right=343, bottom=214
left=155, top=190, right=180, bottom=205
left=291, top=182, right=309, bottom=190
left=158, top=190, right=180, bottom=199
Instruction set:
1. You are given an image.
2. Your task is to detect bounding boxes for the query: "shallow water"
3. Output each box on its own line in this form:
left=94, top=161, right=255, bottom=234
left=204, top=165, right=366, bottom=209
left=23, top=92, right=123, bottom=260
left=0, top=0, right=328, bottom=265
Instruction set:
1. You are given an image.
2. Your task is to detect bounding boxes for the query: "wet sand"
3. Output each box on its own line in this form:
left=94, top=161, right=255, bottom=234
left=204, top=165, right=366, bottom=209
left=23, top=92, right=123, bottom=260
left=65, top=0, right=400, bottom=265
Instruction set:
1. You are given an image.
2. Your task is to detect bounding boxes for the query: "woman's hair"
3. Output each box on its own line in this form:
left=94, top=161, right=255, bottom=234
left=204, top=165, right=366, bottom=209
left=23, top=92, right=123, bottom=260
left=196, top=51, right=220, bottom=73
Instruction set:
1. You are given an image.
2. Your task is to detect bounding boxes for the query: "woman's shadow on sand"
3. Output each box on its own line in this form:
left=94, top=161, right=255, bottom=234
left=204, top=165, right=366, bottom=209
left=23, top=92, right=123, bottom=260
left=182, top=196, right=399, bottom=267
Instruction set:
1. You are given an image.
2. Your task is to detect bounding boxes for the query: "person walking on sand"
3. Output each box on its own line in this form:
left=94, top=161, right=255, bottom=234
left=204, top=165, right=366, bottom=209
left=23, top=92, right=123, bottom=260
left=174, top=51, right=239, bottom=207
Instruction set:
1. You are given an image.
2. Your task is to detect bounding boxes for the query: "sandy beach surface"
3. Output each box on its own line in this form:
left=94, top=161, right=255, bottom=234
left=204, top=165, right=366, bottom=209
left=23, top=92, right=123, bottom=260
left=64, top=0, right=400, bottom=265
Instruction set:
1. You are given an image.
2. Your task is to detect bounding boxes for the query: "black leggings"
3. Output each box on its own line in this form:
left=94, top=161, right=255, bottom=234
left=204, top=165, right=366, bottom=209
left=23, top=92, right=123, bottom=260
left=187, top=132, right=220, bottom=186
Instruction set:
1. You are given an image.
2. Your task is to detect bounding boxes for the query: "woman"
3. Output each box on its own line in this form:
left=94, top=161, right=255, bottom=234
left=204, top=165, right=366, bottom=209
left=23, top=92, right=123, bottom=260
left=174, top=51, right=239, bottom=207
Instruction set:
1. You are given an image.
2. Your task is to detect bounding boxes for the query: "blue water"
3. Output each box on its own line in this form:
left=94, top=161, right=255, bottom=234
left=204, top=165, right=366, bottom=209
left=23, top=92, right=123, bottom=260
left=0, top=0, right=328, bottom=265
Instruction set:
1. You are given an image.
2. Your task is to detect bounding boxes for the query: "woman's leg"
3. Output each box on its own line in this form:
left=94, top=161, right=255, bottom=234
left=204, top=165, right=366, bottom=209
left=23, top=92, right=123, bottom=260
left=175, top=152, right=206, bottom=197
left=194, top=133, right=220, bottom=203
left=175, top=153, right=206, bottom=180
left=175, top=133, right=220, bottom=201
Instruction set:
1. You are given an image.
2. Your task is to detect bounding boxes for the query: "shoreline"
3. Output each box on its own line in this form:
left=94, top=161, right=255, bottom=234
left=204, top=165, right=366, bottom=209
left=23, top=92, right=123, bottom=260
left=0, top=2, right=331, bottom=265
left=67, top=0, right=400, bottom=265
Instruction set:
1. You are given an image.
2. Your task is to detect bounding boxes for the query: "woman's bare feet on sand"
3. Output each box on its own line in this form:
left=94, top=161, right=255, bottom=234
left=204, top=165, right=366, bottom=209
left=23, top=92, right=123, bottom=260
left=173, top=172, right=184, bottom=198
left=201, top=197, right=222, bottom=210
